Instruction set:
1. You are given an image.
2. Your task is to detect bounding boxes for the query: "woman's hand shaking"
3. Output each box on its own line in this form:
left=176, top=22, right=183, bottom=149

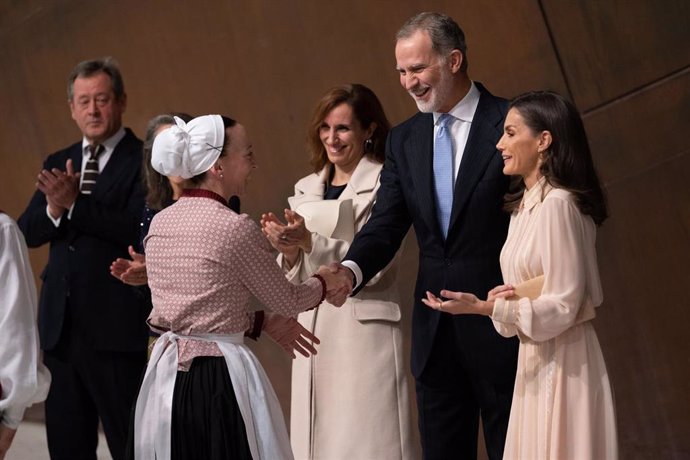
left=316, top=262, right=354, bottom=307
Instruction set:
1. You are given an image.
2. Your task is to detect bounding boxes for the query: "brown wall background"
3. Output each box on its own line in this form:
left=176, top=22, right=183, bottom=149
left=1, top=1, right=688, bottom=458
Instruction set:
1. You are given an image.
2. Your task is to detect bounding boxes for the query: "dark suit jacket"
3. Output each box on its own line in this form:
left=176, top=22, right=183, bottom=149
left=345, top=83, right=517, bottom=380
left=18, top=128, right=150, bottom=352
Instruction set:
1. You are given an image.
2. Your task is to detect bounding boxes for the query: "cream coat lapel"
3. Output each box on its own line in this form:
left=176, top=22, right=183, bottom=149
left=288, top=156, right=383, bottom=238
left=339, top=156, right=382, bottom=228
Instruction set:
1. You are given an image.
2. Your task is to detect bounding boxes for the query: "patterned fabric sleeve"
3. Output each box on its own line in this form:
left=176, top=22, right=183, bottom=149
left=231, top=215, right=323, bottom=316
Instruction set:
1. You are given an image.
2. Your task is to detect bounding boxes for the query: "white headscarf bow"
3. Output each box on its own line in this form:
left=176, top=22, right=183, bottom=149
left=151, top=114, right=225, bottom=178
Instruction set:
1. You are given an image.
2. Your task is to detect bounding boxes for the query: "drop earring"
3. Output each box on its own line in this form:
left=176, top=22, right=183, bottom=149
left=364, top=138, right=373, bottom=152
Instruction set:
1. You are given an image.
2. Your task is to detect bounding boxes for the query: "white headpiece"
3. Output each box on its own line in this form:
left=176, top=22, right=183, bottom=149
left=151, top=114, right=225, bottom=178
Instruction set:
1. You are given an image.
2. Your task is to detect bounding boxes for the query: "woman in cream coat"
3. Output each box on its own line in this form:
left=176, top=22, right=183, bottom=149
left=262, top=84, right=414, bottom=460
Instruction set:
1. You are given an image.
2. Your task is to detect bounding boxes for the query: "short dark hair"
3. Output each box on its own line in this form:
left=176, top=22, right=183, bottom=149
left=307, top=83, right=390, bottom=173
left=397, top=12, right=468, bottom=72
left=67, top=57, right=125, bottom=101
left=504, top=91, right=608, bottom=225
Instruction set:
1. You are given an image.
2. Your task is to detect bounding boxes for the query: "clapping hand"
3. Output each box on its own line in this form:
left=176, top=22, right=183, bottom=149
left=261, top=209, right=311, bottom=252
left=316, top=262, right=354, bottom=307
left=263, top=312, right=320, bottom=358
left=110, top=245, right=148, bottom=286
left=36, top=158, right=80, bottom=218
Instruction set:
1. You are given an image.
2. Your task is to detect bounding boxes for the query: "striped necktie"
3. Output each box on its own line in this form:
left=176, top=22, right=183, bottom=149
left=81, top=144, right=104, bottom=195
left=433, top=113, right=455, bottom=239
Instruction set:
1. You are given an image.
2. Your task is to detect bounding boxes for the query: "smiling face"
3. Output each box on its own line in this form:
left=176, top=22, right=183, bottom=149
left=217, top=124, right=257, bottom=197
left=319, top=103, right=374, bottom=174
left=395, top=30, right=459, bottom=113
left=497, top=108, right=550, bottom=188
left=69, top=71, right=126, bottom=143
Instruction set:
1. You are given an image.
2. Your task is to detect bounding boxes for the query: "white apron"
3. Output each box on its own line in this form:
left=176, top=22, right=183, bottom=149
left=133, top=331, right=293, bottom=459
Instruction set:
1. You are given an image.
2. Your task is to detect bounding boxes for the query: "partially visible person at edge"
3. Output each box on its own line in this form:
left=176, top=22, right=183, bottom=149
left=17, top=57, right=148, bottom=460
left=110, top=114, right=316, bottom=357
left=0, top=211, right=51, bottom=460
left=423, top=91, right=618, bottom=459
left=127, top=114, right=351, bottom=460
left=326, top=12, right=518, bottom=459
left=261, top=84, right=415, bottom=459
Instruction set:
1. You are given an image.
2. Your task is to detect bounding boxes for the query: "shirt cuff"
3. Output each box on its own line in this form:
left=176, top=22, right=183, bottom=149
left=45, top=205, right=61, bottom=227
left=1, top=405, right=26, bottom=430
left=492, top=297, right=519, bottom=324
left=341, top=260, right=362, bottom=291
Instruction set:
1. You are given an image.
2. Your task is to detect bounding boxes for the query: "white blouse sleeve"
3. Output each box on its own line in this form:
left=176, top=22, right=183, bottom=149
left=492, top=194, right=594, bottom=342
left=0, top=217, right=51, bottom=429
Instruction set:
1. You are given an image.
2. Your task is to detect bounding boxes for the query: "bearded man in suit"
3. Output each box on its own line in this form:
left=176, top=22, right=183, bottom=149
left=337, top=12, right=519, bottom=460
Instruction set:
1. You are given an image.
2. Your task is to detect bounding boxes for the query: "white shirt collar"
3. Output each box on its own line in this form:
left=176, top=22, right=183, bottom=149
left=433, top=81, right=480, bottom=125
left=81, top=126, right=126, bottom=155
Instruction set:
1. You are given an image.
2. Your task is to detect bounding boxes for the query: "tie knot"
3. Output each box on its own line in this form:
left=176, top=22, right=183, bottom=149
left=438, top=113, right=454, bottom=129
left=88, top=144, right=104, bottom=159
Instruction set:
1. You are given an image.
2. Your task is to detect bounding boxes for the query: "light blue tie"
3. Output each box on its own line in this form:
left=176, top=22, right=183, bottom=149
left=433, top=113, right=454, bottom=239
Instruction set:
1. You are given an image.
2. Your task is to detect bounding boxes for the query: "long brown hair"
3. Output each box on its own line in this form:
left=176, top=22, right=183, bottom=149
left=504, top=91, right=608, bottom=225
left=307, top=84, right=390, bottom=173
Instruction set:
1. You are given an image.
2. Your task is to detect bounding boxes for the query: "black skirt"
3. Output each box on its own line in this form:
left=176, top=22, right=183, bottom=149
left=127, top=356, right=253, bottom=460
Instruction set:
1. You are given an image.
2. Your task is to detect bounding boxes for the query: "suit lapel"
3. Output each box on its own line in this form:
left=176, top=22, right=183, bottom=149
left=448, top=87, right=504, bottom=236
left=93, top=129, right=135, bottom=198
left=70, top=144, right=83, bottom=172
left=405, top=113, right=440, bottom=238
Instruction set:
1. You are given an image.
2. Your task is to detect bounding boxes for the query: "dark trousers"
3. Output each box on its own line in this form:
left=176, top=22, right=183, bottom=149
left=415, top=315, right=515, bottom=460
left=43, top=316, right=146, bottom=460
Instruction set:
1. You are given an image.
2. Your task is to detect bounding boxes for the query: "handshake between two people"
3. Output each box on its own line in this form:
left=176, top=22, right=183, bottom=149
left=315, top=262, right=354, bottom=307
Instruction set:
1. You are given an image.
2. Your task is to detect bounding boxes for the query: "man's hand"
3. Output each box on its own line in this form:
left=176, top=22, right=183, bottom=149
left=316, top=262, right=354, bottom=307
left=263, top=312, right=320, bottom=358
left=110, top=246, right=148, bottom=286
left=37, top=158, right=80, bottom=217
left=0, top=424, right=17, bottom=460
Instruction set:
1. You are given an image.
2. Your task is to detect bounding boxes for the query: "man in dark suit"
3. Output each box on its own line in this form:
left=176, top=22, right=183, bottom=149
left=18, top=58, right=148, bottom=460
left=337, top=12, right=519, bottom=460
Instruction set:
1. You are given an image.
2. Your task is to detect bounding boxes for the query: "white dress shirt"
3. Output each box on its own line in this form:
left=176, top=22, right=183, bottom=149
left=343, top=82, right=481, bottom=289
left=433, top=81, right=480, bottom=183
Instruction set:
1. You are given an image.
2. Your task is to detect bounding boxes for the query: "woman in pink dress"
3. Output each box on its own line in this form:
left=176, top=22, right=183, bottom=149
left=129, top=114, right=349, bottom=460
left=422, top=91, right=618, bottom=459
